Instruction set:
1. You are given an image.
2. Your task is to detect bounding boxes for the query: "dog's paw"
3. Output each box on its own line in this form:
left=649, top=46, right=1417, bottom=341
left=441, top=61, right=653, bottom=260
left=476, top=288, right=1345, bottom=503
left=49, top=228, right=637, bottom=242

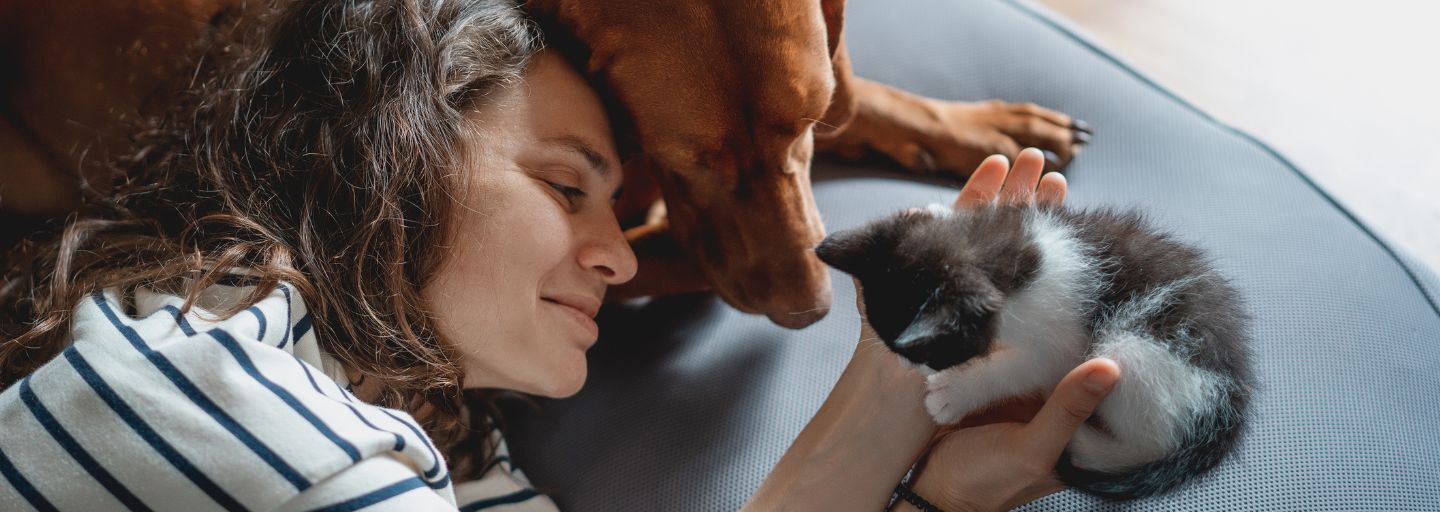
left=817, top=80, right=1090, bottom=177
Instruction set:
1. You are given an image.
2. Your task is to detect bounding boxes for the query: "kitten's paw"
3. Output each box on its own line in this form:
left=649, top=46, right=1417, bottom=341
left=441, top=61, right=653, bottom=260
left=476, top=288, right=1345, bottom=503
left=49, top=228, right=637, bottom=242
left=924, top=373, right=982, bottom=424
left=925, top=390, right=966, bottom=425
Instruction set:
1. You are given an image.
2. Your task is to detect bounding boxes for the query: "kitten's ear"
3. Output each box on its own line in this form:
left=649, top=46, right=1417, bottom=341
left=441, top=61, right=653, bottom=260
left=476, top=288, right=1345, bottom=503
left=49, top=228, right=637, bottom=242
left=814, top=227, right=887, bottom=276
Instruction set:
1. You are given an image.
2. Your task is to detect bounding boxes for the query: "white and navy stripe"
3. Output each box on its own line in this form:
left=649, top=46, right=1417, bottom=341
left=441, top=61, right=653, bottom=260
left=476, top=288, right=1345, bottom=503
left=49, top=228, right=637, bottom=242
left=1, top=281, right=556, bottom=511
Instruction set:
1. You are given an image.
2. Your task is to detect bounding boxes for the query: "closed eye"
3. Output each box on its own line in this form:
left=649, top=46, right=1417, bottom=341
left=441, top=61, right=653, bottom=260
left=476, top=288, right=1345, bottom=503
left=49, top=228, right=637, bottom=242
left=546, top=180, right=587, bottom=208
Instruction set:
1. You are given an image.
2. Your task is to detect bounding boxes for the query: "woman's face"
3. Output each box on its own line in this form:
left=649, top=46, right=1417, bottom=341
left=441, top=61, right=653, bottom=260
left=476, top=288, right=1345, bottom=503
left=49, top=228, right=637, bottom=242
left=424, top=51, right=637, bottom=398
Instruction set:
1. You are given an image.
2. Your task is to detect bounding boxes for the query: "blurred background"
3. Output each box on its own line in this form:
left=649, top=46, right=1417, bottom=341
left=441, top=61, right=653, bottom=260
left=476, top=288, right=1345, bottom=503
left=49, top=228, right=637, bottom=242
left=1035, top=0, right=1439, bottom=273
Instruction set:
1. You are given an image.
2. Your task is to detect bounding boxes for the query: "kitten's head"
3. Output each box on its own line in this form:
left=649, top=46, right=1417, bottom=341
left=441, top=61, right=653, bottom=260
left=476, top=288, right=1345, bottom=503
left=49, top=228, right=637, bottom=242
left=815, top=206, right=1040, bottom=371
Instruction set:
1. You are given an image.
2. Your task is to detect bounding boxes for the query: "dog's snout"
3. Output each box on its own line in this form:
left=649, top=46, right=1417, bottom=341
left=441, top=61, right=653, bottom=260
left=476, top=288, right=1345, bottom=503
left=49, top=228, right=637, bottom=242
left=765, top=301, right=831, bottom=329
left=708, top=244, right=833, bottom=329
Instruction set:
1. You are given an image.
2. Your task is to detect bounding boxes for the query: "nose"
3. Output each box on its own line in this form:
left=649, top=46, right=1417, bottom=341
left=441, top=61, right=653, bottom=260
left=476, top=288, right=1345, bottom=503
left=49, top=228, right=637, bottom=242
left=578, top=213, right=639, bottom=285
left=893, top=329, right=982, bottom=370
left=893, top=319, right=972, bottom=370
left=764, top=299, right=830, bottom=329
left=755, top=262, right=833, bottom=329
left=891, top=333, right=940, bottom=366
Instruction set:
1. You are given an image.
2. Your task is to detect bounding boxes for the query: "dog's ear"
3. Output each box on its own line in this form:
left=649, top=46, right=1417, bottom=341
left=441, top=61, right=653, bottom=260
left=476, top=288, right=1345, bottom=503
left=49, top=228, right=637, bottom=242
left=815, top=0, right=857, bottom=136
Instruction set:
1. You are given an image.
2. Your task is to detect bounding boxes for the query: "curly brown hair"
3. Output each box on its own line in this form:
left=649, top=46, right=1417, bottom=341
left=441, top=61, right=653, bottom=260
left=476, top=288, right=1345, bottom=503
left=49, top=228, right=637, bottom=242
left=0, top=0, right=541, bottom=478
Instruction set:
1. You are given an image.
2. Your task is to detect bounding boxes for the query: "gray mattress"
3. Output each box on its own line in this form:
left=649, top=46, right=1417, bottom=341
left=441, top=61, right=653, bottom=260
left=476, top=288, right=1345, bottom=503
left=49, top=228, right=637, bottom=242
left=504, top=0, right=1440, bottom=509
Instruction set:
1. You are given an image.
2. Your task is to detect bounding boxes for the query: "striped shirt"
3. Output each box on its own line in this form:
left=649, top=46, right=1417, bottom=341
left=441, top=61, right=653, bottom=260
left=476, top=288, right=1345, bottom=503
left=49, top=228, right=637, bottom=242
left=0, top=281, right=559, bottom=511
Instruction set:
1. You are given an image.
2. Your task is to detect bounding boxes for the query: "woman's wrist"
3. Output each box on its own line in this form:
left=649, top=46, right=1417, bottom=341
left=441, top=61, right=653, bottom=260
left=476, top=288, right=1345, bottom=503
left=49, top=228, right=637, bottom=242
left=900, top=467, right=969, bottom=512
left=892, top=479, right=946, bottom=512
left=745, top=341, right=934, bottom=510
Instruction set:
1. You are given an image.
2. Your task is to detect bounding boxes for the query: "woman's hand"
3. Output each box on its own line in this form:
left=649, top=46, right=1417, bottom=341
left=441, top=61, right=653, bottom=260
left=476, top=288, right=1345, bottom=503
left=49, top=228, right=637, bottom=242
left=952, top=148, right=1067, bottom=209
left=903, top=358, right=1121, bottom=512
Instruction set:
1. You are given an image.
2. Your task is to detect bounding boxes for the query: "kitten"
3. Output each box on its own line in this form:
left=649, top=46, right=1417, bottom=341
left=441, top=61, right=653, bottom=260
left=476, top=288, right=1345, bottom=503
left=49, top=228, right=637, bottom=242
left=815, top=203, right=1254, bottom=499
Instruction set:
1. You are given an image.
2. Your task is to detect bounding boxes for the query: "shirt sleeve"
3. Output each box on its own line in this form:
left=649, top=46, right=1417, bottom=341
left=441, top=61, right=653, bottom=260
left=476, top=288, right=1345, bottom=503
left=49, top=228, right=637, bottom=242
left=0, top=287, right=457, bottom=511
left=275, top=453, right=457, bottom=511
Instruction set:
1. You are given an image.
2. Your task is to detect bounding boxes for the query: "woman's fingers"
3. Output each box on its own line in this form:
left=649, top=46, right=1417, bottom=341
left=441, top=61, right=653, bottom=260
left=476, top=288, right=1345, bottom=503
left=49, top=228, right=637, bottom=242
left=1036, top=172, right=1067, bottom=207
left=955, top=148, right=1068, bottom=211
left=954, top=154, right=1009, bottom=208
left=999, top=148, right=1046, bottom=205
left=1021, top=357, right=1121, bottom=459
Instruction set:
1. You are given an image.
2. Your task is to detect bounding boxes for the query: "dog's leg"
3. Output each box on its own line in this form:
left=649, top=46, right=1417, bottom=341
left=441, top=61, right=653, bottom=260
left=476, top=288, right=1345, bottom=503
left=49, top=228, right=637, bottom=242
left=815, top=76, right=1090, bottom=176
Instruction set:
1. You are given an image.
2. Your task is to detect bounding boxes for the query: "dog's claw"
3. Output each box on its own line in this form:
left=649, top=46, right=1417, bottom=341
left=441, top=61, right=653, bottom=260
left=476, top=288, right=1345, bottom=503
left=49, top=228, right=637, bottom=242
left=1071, top=119, right=1093, bottom=134
left=915, top=148, right=938, bottom=174
left=1042, top=149, right=1063, bottom=171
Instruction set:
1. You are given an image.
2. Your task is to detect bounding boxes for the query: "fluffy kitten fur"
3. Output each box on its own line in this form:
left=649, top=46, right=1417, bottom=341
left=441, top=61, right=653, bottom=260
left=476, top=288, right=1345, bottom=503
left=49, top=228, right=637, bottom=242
left=815, top=203, right=1253, bottom=499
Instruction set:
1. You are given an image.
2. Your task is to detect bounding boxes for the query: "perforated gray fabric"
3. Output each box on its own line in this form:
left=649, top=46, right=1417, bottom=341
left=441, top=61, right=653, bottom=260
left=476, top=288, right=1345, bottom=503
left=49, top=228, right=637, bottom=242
left=503, top=0, right=1440, bottom=509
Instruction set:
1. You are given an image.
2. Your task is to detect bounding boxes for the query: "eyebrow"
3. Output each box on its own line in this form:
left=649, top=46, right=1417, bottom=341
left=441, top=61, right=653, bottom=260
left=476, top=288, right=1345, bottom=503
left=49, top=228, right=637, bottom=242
left=542, top=136, right=613, bottom=178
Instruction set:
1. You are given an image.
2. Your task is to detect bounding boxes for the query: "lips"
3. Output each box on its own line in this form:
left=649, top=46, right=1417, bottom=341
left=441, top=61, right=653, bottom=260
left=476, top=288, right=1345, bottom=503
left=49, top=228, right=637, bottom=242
left=543, top=294, right=602, bottom=319
left=543, top=294, right=602, bottom=342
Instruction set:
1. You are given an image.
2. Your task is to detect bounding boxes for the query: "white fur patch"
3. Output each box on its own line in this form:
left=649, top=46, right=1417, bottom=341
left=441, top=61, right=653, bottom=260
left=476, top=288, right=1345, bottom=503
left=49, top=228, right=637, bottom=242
left=1066, top=282, right=1231, bottom=471
left=924, top=202, right=955, bottom=218
left=1068, top=329, right=1227, bottom=470
left=924, top=210, right=1099, bottom=422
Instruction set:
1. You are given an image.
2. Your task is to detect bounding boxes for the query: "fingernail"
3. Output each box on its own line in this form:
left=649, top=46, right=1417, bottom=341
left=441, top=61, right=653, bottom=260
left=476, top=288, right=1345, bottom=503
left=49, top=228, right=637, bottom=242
left=1071, top=119, right=1093, bottom=134
left=1084, top=368, right=1116, bottom=394
left=1073, top=130, right=1091, bottom=145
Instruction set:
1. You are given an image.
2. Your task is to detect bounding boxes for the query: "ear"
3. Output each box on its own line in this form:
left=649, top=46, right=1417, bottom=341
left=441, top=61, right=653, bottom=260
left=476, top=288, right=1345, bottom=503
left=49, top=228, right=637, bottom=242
left=815, top=0, right=856, bottom=136
left=814, top=226, right=882, bottom=276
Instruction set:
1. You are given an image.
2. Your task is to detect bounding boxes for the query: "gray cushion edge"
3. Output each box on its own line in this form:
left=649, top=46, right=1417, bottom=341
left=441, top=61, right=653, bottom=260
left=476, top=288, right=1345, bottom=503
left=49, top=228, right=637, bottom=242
left=1004, top=0, right=1440, bottom=317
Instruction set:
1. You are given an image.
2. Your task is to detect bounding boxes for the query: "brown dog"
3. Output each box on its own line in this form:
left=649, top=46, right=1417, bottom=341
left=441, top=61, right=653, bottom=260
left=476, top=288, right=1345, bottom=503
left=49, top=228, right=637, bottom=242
left=0, top=0, right=1085, bottom=328
left=527, top=0, right=1086, bottom=328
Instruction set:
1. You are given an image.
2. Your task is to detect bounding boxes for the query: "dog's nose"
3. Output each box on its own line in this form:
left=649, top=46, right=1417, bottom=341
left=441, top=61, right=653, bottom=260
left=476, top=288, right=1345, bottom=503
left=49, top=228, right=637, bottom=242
left=766, top=303, right=831, bottom=329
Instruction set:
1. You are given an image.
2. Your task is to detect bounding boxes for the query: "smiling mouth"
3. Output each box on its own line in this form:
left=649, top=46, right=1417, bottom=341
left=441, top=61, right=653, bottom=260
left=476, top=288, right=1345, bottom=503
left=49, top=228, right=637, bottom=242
left=543, top=298, right=600, bottom=342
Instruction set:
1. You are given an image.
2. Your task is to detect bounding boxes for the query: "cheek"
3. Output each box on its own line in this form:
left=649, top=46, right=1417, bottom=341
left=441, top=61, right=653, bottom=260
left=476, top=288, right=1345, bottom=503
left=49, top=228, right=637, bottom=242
left=440, top=177, right=575, bottom=292
left=423, top=177, right=585, bottom=391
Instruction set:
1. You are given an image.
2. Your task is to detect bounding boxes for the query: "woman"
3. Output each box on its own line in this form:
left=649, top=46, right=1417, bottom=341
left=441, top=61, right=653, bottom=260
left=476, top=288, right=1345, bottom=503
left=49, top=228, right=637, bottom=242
left=0, top=0, right=1118, bottom=510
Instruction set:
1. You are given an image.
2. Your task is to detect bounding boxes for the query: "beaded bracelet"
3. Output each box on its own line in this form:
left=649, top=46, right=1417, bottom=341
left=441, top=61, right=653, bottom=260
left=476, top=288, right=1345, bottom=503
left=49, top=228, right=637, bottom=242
left=893, top=480, right=943, bottom=512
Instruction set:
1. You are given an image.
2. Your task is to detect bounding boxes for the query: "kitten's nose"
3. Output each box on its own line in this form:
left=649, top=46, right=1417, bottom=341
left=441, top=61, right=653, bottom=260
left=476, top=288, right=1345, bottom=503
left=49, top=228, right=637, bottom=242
left=893, top=331, right=928, bottom=351
left=895, top=319, right=939, bottom=350
left=893, top=322, right=980, bottom=370
left=894, top=325, right=942, bottom=367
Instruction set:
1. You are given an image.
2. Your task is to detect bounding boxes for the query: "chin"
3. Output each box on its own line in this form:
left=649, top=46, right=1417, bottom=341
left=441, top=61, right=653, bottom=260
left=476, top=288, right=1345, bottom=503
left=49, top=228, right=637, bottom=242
left=532, top=353, right=589, bottom=399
